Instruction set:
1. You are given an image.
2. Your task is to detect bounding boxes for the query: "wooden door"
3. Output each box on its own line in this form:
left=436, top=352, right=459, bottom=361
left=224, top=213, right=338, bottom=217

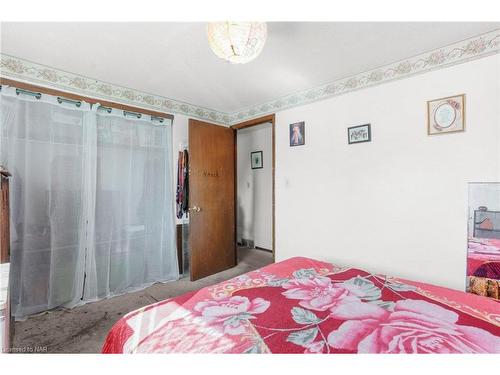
left=189, top=119, right=236, bottom=280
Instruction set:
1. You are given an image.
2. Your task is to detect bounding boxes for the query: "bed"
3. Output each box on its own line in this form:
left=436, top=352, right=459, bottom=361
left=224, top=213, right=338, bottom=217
left=467, top=238, right=500, bottom=299
left=467, top=238, right=500, bottom=277
left=102, top=257, right=500, bottom=354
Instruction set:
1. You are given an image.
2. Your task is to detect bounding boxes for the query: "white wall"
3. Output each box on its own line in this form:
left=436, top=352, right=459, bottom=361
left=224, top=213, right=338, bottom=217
left=237, top=123, right=273, bottom=249
left=275, top=54, right=500, bottom=291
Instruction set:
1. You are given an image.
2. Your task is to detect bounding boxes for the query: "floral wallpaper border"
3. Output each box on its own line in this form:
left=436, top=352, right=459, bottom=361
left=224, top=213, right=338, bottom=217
left=1, top=29, right=499, bottom=125
left=0, top=54, right=231, bottom=125
left=228, top=29, right=500, bottom=124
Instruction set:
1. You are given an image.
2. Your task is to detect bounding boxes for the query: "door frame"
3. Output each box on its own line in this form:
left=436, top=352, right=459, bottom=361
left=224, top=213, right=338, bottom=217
left=231, top=114, right=276, bottom=262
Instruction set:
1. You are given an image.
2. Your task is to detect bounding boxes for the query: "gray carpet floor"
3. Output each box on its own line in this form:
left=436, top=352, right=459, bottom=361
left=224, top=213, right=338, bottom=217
left=12, top=247, right=273, bottom=353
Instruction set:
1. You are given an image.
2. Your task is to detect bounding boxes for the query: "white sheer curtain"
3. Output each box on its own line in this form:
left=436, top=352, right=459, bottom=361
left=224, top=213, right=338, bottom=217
left=0, top=87, right=178, bottom=319
left=0, top=88, right=92, bottom=317
left=83, top=109, right=179, bottom=301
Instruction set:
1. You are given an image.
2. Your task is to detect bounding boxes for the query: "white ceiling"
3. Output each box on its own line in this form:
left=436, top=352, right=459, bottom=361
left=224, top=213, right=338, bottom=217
left=1, top=22, right=499, bottom=114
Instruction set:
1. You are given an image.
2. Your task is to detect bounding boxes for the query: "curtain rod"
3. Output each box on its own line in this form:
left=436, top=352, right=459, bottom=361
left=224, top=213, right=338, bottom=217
left=123, top=110, right=142, bottom=119
left=0, top=79, right=175, bottom=121
left=15, top=87, right=84, bottom=108
left=14, top=87, right=81, bottom=107
left=97, top=105, right=112, bottom=113
left=3, top=86, right=82, bottom=107
left=15, top=88, right=41, bottom=100
left=57, top=96, right=82, bottom=107
left=1, top=84, right=168, bottom=123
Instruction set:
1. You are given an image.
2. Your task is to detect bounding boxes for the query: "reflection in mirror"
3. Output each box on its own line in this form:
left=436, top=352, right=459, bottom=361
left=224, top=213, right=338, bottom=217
left=467, top=183, right=500, bottom=300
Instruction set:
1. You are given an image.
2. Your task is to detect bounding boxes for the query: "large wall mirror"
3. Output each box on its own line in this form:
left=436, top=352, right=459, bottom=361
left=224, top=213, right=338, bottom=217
left=467, top=182, right=500, bottom=300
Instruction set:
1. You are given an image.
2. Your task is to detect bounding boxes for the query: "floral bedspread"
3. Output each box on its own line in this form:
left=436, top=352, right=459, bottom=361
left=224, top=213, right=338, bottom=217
left=467, top=238, right=500, bottom=278
left=102, top=257, right=500, bottom=354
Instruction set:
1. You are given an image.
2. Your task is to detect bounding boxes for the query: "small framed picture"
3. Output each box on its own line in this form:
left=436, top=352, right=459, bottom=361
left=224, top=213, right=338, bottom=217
left=348, top=124, right=371, bottom=144
left=251, top=151, right=263, bottom=169
left=290, top=121, right=305, bottom=146
left=427, top=94, right=465, bottom=135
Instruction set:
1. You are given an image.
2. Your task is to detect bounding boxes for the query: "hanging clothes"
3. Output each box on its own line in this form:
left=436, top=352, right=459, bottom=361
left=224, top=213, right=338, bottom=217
left=182, top=150, right=189, bottom=214
left=176, top=149, right=189, bottom=218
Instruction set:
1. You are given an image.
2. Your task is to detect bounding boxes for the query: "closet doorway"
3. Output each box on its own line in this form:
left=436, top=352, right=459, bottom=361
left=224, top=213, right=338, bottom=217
left=232, top=115, right=276, bottom=262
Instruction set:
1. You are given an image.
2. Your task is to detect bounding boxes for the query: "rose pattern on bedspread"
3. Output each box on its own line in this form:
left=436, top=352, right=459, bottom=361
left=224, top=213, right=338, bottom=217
left=281, top=276, right=367, bottom=311
left=328, top=299, right=500, bottom=353
left=102, top=257, right=500, bottom=354
left=194, top=296, right=270, bottom=335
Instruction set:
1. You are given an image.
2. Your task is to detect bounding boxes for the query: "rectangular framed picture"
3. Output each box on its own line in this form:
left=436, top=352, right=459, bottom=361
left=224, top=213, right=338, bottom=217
left=348, top=124, right=371, bottom=144
left=290, top=121, right=305, bottom=146
left=251, top=151, right=263, bottom=169
left=427, top=94, right=465, bottom=135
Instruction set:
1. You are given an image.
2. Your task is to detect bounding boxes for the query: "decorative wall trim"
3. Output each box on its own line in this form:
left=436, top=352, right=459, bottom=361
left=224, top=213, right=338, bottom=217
left=0, top=54, right=230, bottom=125
left=227, top=29, right=500, bottom=124
left=1, top=29, right=499, bottom=125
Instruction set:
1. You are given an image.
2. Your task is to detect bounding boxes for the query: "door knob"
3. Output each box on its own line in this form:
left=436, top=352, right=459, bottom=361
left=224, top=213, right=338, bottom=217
left=189, top=206, right=201, bottom=213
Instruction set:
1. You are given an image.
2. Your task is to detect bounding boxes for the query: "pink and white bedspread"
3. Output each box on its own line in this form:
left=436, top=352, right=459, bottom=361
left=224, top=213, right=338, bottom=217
left=102, top=257, right=500, bottom=354
left=467, top=238, right=500, bottom=279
